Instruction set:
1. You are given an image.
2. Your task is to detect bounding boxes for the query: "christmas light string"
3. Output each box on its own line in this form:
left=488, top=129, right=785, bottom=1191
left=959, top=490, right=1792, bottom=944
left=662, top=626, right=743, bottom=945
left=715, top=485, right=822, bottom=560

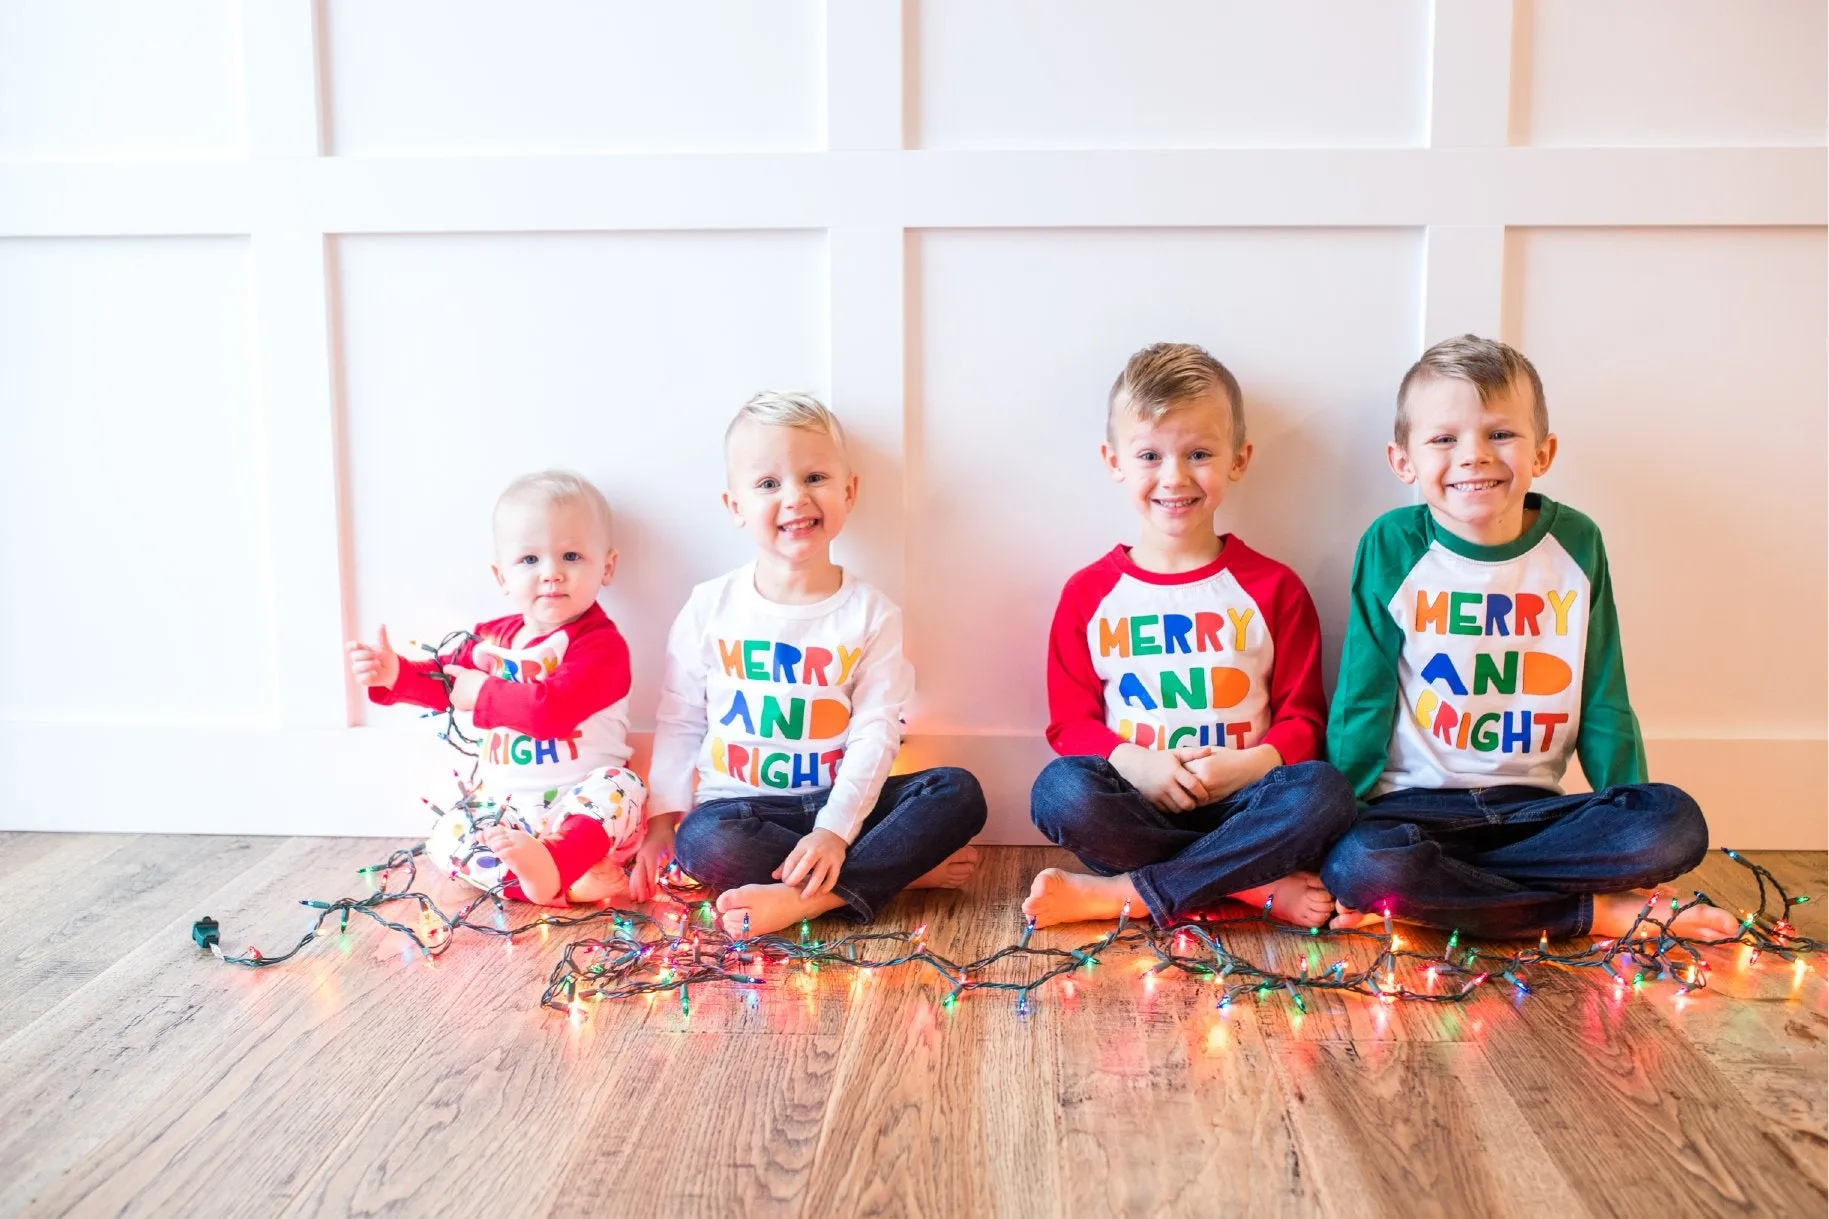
left=199, top=828, right=1822, bottom=1017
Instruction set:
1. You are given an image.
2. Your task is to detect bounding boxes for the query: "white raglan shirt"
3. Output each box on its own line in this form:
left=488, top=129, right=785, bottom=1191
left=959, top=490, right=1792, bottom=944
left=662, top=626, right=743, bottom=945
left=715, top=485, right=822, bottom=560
left=649, top=565, right=912, bottom=843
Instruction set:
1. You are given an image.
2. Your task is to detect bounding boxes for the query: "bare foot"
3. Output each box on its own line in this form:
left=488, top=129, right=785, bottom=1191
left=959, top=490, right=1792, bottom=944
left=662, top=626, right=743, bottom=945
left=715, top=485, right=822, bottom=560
left=482, top=826, right=562, bottom=906
left=1021, top=868, right=1140, bottom=928
left=714, top=883, right=846, bottom=936
left=566, top=858, right=632, bottom=905
left=908, top=846, right=980, bottom=890
left=1233, top=872, right=1335, bottom=928
left=1590, top=891, right=1743, bottom=941
left=1329, top=902, right=1387, bottom=931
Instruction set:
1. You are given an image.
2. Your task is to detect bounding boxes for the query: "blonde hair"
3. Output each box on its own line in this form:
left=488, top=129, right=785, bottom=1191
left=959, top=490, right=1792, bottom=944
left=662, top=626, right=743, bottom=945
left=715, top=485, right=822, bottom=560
left=725, top=390, right=848, bottom=452
left=493, top=470, right=613, bottom=541
left=1108, top=342, right=1246, bottom=446
left=1396, top=335, right=1548, bottom=446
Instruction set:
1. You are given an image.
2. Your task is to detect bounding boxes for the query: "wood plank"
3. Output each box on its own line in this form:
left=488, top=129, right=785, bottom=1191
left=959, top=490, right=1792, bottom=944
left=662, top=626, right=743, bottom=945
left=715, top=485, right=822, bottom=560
left=26, top=847, right=619, bottom=1217
left=1274, top=1041, right=1588, bottom=1219
left=800, top=845, right=1063, bottom=1218
left=551, top=1031, right=845, bottom=1218
left=0, top=831, right=108, bottom=885
left=1480, top=965, right=1825, bottom=1216
left=0, top=836, right=356, bottom=1211
left=0, top=833, right=275, bottom=1040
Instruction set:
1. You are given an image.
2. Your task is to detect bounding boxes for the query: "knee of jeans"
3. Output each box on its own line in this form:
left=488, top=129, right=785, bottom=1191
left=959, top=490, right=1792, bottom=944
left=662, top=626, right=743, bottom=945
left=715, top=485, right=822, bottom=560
left=1319, top=828, right=1413, bottom=912
left=672, top=811, right=744, bottom=888
left=933, top=767, right=989, bottom=835
left=1030, top=756, right=1105, bottom=840
left=1280, top=760, right=1359, bottom=838
left=1633, top=783, right=1710, bottom=877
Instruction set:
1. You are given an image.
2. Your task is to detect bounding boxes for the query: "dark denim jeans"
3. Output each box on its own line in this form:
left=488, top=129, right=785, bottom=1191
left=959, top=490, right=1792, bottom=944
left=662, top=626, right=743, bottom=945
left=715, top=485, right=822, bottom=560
left=673, top=767, right=987, bottom=922
left=1319, top=783, right=1709, bottom=939
left=1029, top=757, right=1356, bottom=926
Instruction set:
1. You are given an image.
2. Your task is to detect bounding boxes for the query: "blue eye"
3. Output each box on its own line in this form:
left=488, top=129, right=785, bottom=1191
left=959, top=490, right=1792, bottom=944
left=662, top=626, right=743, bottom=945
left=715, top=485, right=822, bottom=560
left=806, top=472, right=827, bottom=485
left=563, top=551, right=582, bottom=562
left=758, top=478, right=779, bottom=491
left=518, top=555, right=538, bottom=565
left=1190, top=449, right=1212, bottom=462
left=1137, top=450, right=1159, bottom=462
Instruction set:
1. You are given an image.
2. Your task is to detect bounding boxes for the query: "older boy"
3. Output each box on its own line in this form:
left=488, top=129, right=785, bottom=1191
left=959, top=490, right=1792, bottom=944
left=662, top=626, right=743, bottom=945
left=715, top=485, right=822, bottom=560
left=1025, top=343, right=1356, bottom=929
left=643, top=392, right=986, bottom=935
left=1322, top=335, right=1737, bottom=939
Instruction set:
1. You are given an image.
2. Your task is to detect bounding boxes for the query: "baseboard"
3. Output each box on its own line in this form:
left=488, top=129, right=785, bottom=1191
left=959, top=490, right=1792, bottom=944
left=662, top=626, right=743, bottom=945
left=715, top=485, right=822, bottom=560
left=1, top=724, right=1822, bottom=848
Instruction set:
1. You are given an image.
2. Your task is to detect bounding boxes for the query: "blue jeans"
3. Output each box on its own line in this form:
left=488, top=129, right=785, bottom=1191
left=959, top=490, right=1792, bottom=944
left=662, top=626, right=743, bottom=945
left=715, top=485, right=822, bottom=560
left=673, top=767, right=987, bottom=922
left=1029, top=757, right=1357, bottom=926
left=1319, top=783, right=1709, bottom=939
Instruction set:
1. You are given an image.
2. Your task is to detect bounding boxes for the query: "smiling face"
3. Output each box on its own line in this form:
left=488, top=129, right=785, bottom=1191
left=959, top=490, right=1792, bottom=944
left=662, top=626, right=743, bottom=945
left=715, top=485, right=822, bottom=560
left=490, top=495, right=617, bottom=635
left=1102, top=391, right=1252, bottom=556
left=1390, top=374, right=1558, bottom=547
left=723, top=419, right=858, bottom=569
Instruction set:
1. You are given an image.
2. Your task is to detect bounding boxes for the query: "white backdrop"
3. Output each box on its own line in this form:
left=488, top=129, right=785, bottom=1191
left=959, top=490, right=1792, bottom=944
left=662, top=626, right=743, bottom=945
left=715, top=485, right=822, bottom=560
left=0, top=0, right=1823, bottom=846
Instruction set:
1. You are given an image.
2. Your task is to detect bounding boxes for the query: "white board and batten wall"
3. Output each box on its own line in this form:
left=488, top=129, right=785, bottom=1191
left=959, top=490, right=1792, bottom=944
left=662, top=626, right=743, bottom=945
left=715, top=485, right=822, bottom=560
left=0, top=1, right=1823, bottom=846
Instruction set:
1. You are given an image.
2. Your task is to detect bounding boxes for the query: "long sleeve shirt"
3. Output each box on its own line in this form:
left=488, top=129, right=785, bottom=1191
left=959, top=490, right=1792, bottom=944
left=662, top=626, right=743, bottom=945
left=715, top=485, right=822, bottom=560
left=1045, top=537, right=1328, bottom=765
left=369, top=603, right=633, bottom=801
left=1327, top=494, right=1646, bottom=800
left=648, top=564, right=912, bottom=844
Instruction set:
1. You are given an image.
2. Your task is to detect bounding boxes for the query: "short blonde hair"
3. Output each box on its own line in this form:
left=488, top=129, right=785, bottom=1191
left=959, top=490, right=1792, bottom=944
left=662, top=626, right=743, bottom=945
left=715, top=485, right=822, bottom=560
left=1396, top=335, right=1548, bottom=446
left=494, top=470, right=613, bottom=541
left=1108, top=342, right=1246, bottom=446
left=725, top=390, right=848, bottom=453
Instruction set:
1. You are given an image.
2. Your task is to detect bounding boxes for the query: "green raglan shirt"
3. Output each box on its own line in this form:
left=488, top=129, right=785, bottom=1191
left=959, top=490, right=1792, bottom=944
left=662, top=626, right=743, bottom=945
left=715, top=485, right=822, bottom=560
left=1327, top=494, right=1646, bottom=799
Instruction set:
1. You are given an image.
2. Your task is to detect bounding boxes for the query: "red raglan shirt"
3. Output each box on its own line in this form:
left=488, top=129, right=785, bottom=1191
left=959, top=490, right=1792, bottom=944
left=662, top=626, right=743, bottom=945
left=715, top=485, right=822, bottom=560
left=1046, top=538, right=1327, bottom=765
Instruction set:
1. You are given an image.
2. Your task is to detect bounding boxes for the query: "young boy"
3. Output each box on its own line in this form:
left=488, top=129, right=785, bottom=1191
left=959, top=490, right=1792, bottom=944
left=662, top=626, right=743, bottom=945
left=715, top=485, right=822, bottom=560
left=349, top=471, right=660, bottom=906
left=641, top=392, right=986, bottom=936
left=1025, top=343, right=1356, bottom=930
left=1321, top=335, right=1737, bottom=940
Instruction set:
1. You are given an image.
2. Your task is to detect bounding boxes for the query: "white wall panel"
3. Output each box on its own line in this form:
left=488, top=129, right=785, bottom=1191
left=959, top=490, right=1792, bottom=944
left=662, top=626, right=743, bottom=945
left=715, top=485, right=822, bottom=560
left=1522, top=0, right=1828, bottom=147
left=323, top=0, right=825, bottom=156
left=909, top=228, right=1422, bottom=736
left=1507, top=227, right=1827, bottom=738
left=335, top=231, right=829, bottom=735
left=0, top=237, right=274, bottom=723
left=916, top=1, right=1430, bottom=150
left=0, top=0, right=244, bottom=160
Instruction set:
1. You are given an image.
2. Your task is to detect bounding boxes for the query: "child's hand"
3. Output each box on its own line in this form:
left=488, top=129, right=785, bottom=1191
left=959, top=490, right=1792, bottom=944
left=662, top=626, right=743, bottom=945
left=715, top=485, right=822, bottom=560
left=346, top=625, right=400, bottom=689
left=1110, top=743, right=1213, bottom=813
left=775, top=828, right=847, bottom=899
left=1186, top=745, right=1281, bottom=804
left=629, top=815, right=677, bottom=902
left=442, top=666, right=487, bottom=711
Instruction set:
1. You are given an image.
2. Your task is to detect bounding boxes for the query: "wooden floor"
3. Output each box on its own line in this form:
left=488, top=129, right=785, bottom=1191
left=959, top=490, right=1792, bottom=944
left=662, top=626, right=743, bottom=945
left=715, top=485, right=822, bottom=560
left=0, top=836, right=1821, bottom=1219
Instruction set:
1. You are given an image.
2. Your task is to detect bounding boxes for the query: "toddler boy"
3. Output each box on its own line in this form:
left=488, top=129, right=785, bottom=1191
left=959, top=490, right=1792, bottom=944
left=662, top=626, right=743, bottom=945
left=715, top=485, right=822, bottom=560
left=1321, top=335, right=1736, bottom=939
left=1026, top=343, right=1356, bottom=929
left=350, top=471, right=654, bottom=906
left=644, top=392, right=986, bottom=935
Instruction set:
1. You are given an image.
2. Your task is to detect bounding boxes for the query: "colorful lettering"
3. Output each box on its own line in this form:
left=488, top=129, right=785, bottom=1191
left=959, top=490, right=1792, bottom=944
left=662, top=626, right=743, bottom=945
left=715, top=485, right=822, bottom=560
left=771, top=643, right=803, bottom=682
left=720, top=691, right=755, bottom=735
left=760, top=695, right=805, bottom=740
left=1162, top=614, right=1194, bottom=654
left=1416, top=590, right=1450, bottom=633
left=1131, top=614, right=1163, bottom=657
left=1514, top=593, right=1544, bottom=636
left=803, top=645, right=833, bottom=685
left=1098, top=618, right=1129, bottom=658
left=718, top=639, right=745, bottom=677
left=837, top=645, right=863, bottom=685
left=1472, top=651, right=1518, bottom=696
left=1118, top=672, right=1157, bottom=711
left=1195, top=612, right=1225, bottom=652
left=1421, top=651, right=1468, bottom=696
left=1449, top=591, right=1481, bottom=636
left=1226, top=607, right=1255, bottom=650
left=1483, top=594, right=1512, bottom=637
left=1547, top=589, right=1578, bottom=636
left=742, top=639, right=768, bottom=681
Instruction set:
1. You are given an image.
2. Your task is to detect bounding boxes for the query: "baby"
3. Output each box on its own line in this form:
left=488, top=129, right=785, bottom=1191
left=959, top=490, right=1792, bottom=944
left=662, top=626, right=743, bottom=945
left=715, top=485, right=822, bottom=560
left=349, top=471, right=662, bottom=905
